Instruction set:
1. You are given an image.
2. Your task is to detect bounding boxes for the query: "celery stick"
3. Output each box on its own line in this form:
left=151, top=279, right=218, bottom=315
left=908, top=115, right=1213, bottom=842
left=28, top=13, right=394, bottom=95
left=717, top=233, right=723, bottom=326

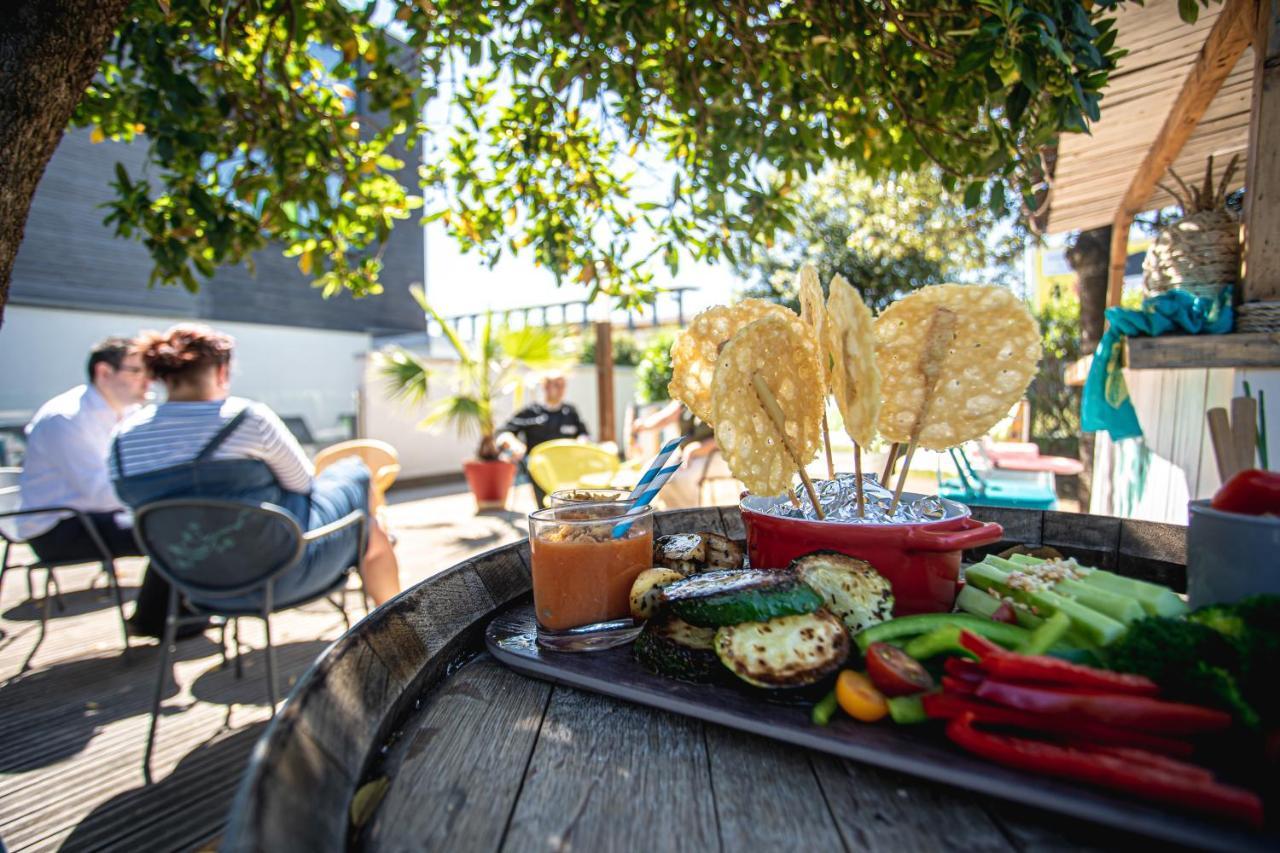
left=955, top=584, right=1004, bottom=619
left=1019, top=611, right=1070, bottom=655
left=1077, top=570, right=1189, bottom=617
left=984, top=556, right=1143, bottom=625
left=1007, top=553, right=1044, bottom=566
left=966, top=561, right=1126, bottom=646
left=956, top=583, right=1043, bottom=629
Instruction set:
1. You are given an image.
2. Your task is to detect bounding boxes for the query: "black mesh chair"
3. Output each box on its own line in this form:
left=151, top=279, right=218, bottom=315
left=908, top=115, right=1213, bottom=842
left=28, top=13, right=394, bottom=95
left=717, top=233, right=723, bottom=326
left=132, top=497, right=367, bottom=783
left=0, top=468, right=132, bottom=671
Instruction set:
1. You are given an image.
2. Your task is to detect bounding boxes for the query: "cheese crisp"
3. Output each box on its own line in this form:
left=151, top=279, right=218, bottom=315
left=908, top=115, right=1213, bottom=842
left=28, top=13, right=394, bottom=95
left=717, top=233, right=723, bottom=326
left=825, top=275, right=881, bottom=448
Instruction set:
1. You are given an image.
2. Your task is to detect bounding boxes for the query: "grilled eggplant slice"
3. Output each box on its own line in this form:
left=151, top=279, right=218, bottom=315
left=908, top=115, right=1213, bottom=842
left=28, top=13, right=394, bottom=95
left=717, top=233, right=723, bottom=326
left=791, top=552, right=894, bottom=635
left=715, top=610, right=850, bottom=688
left=663, top=569, right=823, bottom=627
left=653, top=532, right=745, bottom=575
left=634, top=616, right=719, bottom=682
left=629, top=568, right=685, bottom=620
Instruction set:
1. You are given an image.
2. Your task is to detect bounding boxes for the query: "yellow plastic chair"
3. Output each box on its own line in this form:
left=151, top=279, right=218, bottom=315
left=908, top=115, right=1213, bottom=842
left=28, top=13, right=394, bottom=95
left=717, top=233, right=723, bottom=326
left=525, top=440, right=621, bottom=505
left=314, top=439, right=401, bottom=521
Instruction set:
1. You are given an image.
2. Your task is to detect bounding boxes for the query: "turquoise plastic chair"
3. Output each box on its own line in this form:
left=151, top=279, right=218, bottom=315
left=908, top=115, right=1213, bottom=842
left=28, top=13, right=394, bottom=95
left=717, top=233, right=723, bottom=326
left=938, top=446, right=1058, bottom=511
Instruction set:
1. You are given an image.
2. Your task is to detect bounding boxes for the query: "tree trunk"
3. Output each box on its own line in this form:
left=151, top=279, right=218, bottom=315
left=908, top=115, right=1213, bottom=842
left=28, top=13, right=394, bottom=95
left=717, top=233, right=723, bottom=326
left=1065, top=224, right=1112, bottom=511
left=0, top=0, right=129, bottom=330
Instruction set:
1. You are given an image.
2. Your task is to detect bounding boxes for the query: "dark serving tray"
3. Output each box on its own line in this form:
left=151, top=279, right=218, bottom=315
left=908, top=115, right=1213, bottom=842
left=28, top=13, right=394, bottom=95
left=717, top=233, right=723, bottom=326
left=486, top=602, right=1274, bottom=853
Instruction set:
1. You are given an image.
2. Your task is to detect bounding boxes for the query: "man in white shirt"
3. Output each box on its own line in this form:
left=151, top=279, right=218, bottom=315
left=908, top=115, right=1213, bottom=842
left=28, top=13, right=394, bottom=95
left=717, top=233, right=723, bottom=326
left=15, top=337, right=181, bottom=634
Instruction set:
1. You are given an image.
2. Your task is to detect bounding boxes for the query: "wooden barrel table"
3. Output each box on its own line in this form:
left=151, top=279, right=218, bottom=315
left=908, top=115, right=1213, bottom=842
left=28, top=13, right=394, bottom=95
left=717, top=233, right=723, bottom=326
left=222, top=505, right=1208, bottom=852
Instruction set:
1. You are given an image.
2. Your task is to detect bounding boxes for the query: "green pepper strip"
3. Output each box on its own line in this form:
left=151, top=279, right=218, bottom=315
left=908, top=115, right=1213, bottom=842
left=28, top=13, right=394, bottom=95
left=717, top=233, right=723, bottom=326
left=855, top=613, right=1029, bottom=653
left=812, top=690, right=839, bottom=726
left=887, top=694, right=927, bottom=725
left=1018, top=611, right=1071, bottom=655
left=904, top=626, right=975, bottom=661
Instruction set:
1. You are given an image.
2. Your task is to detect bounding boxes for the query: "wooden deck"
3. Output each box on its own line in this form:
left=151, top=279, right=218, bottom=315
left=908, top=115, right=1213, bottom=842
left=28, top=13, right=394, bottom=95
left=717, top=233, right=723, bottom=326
left=0, top=482, right=535, bottom=852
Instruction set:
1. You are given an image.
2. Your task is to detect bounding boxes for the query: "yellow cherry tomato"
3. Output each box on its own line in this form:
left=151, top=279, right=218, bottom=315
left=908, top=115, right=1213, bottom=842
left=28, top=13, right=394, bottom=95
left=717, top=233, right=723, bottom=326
left=836, top=670, right=889, bottom=723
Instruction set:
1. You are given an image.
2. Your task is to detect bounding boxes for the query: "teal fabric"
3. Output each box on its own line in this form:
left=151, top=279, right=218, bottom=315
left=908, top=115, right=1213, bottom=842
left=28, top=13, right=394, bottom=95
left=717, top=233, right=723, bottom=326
left=1081, top=288, right=1233, bottom=440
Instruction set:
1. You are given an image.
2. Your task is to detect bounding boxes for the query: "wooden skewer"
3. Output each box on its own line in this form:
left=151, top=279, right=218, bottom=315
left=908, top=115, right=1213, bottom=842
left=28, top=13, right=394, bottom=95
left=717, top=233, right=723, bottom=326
left=821, top=410, right=835, bottom=480
left=1207, top=407, right=1236, bottom=482
left=889, top=307, right=957, bottom=515
left=880, top=442, right=900, bottom=485
left=752, top=373, right=825, bottom=519
left=854, top=443, right=865, bottom=517
left=1231, top=396, right=1258, bottom=474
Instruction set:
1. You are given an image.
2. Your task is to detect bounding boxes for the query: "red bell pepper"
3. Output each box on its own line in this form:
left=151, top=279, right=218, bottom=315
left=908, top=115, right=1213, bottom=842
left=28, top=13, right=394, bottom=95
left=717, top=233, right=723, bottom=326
left=973, top=679, right=1233, bottom=735
left=943, top=656, right=986, bottom=684
left=921, top=693, right=1195, bottom=756
left=946, top=713, right=1263, bottom=828
left=1062, top=742, right=1215, bottom=782
left=978, top=652, right=1160, bottom=696
left=941, top=675, right=977, bottom=695
left=958, top=629, right=1004, bottom=658
left=1211, top=469, right=1280, bottom=516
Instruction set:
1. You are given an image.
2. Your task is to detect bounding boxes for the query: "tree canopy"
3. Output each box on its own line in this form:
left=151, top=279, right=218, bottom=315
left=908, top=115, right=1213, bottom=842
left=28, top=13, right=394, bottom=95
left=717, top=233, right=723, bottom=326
left=3, top=0, right=1199, bottom=326
left=735, top=164, right=1023, bottom=312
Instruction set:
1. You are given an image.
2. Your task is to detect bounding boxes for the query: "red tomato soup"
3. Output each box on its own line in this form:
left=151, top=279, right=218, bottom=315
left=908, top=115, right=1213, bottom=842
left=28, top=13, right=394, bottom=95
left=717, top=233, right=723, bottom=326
left=530, top=528, right=652, bottom=631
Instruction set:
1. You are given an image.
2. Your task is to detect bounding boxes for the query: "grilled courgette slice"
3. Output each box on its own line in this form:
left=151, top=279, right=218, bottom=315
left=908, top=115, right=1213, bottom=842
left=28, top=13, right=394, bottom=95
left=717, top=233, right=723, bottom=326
left=714, top=610, right=850, bottom=688
left=791, top=552, right=894, bottom=635
left=663, top=569, right=823, bottom=627
left=629, top=568, right=685, bottom=620
left=634, top=616, right=719, bottom=682
left=653, top=532, right=746, bottom=575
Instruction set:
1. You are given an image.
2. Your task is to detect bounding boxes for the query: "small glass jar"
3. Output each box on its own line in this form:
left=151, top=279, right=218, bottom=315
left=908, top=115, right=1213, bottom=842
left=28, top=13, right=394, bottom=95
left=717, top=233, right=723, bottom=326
left=527, top=501, right=653, bottom=651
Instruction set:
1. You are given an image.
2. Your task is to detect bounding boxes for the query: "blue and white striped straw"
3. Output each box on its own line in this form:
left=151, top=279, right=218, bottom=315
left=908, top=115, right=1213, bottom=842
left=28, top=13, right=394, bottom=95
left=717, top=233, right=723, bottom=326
left=612, top=435, right=685, bottom=538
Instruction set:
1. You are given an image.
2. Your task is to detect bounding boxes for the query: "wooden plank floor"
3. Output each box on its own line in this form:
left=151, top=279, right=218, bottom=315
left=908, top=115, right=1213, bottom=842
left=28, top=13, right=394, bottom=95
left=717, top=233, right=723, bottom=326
left=0, top=482, right=535, bottom=852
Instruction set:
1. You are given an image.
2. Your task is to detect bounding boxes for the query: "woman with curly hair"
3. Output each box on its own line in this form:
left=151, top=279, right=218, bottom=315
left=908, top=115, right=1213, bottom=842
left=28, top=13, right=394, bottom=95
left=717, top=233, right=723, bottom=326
left=110, top=323, right=400, bottom=612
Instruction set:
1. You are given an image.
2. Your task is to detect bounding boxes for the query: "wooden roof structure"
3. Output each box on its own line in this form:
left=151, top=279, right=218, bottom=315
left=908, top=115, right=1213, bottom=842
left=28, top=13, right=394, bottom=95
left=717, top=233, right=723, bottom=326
left=1047, top=1, right=1252, bottom=235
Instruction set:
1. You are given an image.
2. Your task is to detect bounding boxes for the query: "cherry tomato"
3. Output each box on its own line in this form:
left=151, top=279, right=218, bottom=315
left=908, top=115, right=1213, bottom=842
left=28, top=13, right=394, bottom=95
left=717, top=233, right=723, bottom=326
left=865, top=642, right=937, bottom=697
left=836, top=670, right=889, bottom=722
left=990, top=601, right=1019, bottom=625
left=1211, top=469, right=1280, bottom=516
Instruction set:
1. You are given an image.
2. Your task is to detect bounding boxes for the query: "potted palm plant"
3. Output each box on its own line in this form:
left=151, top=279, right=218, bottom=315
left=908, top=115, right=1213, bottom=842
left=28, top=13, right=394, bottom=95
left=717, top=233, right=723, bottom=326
left=378, top=287, right=565, bottom=509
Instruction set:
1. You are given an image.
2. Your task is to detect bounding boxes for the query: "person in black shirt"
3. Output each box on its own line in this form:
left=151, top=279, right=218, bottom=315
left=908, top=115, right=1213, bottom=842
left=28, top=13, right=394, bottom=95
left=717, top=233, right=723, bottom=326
left=496, top=373, right=590, bottom=505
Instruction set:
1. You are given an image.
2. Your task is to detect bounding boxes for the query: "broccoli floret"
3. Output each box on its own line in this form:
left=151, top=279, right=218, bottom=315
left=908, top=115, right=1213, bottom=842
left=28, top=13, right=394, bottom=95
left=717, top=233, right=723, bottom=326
left=1190, top=595, right=1280, bottom=723
left=1105, top=617, right=1261, bottom=728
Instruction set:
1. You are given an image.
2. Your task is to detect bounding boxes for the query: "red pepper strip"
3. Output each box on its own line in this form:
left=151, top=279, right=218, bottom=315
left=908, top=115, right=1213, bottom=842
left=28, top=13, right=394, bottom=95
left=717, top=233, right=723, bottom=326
left=1062, top=742, right=1215, bottom=783
left=980, top=652, right=1159, bottom=696
left=958, top=630, right=1003, bottom=659
left=921, top=693, right=1195, bottom=757
left=941, top=675, right=978, bottom=695
left=944, top=657, right=986, bottom=683
left=946, top=713, right=1263, bottom=828
left=974, top=679, right=1233, bottom=735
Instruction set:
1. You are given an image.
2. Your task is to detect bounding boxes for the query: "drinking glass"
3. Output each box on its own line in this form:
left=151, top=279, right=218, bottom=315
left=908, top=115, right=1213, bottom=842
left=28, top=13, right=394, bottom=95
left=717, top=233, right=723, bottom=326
left=527, top=501, right=653, bottom=651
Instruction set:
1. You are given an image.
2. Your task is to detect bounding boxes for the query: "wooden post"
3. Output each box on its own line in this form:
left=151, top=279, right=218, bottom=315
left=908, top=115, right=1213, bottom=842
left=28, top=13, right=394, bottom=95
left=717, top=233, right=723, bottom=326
left=1105, top=0, right=1255, bottom=307
left=594, top=321, right=616, bottom=444
left=1244, top=0, right=1280, bottom=302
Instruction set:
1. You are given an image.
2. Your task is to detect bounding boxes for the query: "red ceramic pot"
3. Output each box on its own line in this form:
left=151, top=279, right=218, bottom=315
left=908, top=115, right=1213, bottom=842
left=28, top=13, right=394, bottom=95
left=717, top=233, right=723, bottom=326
left=463, top=459, right=517, bottom=510
left=740, top=494, right=1003, bottom=615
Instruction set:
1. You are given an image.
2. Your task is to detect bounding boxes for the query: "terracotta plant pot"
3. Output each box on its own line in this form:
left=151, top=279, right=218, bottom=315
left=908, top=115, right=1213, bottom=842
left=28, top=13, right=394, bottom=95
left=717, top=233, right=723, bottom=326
left=463, top=459, right=517, bottom=510
left=740, top=493, right=1004, bottom=615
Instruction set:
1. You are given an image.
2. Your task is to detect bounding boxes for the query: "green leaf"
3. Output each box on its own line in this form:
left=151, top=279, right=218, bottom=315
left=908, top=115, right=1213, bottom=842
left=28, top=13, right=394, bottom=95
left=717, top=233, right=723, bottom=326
left=1178, top=0, right=1200, bottom=24
left=963, top=181, right=984, bottom=210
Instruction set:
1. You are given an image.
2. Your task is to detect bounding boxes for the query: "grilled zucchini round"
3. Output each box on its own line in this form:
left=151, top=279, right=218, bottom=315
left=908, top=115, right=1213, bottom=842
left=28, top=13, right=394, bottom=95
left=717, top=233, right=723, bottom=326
left=790, top=552, right=894, bottom=634
left=714, top=610, right=850, bottom=689
left=663, top=569, right=823, bottom=627
left=634, top=616, right=719, bottom=682
left=629, top=568, right=685, bottom=620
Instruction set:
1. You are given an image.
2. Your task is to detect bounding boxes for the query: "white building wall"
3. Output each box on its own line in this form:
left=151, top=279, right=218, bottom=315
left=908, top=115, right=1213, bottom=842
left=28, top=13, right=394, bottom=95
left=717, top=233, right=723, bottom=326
left=0, top=306, right=368, bottom=444
left=361, top=359, right=638, bottom=480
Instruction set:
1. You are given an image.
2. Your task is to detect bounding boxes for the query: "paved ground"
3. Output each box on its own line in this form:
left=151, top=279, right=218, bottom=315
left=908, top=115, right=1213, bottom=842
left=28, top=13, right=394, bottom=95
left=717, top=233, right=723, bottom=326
left=0, top=479, right=538, bottom=852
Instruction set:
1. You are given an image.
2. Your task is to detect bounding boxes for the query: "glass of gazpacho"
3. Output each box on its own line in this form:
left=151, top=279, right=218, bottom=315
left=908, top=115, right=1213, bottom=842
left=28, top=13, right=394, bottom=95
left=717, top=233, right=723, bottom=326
left=528, top=501, right=654, bottom=651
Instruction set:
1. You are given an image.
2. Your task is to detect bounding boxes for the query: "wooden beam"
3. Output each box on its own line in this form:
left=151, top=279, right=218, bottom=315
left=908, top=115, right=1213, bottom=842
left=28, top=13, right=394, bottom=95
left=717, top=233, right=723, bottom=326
left=1106, top=0, right=1256, bottom=306
left=594, top=321, right=615, bottom=444
left=1126, top=332, right=1280, bottom=369
left=1243, top=0, right=1280, bottom=302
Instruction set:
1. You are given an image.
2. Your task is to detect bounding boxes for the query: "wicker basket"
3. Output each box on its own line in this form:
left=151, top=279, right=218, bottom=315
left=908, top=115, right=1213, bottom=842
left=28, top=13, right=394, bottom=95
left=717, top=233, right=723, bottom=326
left=1236, top=300, right=1280, bottom=334
left=1143, top=210, right=1241, bottom=295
